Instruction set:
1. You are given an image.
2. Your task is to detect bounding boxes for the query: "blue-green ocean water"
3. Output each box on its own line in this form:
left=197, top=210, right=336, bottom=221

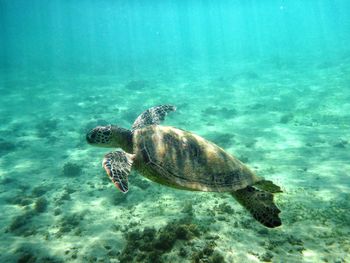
left=1, top=1, right=350, bottom=262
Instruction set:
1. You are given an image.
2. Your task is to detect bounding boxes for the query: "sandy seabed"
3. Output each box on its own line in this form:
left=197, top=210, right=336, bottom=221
left=1, top=58, right=349, bottom=262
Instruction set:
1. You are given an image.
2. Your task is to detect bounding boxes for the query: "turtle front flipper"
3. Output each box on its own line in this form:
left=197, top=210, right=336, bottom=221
left=132, top=105, right=176, bottom=130
left=232, top=186, right=282, bottom=228
left=102, top=151, right=135, bottom=193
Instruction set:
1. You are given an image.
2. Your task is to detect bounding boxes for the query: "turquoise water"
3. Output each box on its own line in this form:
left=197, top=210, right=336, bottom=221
left=1, top=0, right=350, bottom=262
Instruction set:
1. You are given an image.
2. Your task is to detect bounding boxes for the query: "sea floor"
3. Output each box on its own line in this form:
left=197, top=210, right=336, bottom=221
left=1, top=57, right=350, bottom=262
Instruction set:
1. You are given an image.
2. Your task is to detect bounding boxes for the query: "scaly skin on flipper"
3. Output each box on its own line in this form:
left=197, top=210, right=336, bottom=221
left=254, top=180, right=283, bottom=193
left=103, top=151, right=134, bottom=193
left=132, top=105, right=176, bottom=131
left=232, top=186, right=282, bottom=228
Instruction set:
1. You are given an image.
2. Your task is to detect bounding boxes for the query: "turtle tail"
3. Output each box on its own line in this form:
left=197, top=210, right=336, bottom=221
left=232, top=186, right=282, bottom=228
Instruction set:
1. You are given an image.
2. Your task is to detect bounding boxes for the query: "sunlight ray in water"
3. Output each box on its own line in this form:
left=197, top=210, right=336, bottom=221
left=1, top=0, right=350, bottom=262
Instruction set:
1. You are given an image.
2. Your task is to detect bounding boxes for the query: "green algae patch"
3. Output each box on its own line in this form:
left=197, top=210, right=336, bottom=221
left=62, top=162, right=82, bottom=177
left=34, top=197, right=48, bottom=213
left=192, top=240, right=226, bottom=263
left=119, top=219, right=201, bottom=263
left=0, top=139, right=16, bottom=157
left=56, top=212, right=85, bottom=237
left=8, top=210, right=36, bottom=236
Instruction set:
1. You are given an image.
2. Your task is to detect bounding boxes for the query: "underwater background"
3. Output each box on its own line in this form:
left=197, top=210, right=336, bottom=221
left=1, top=0, right=350, bottom=262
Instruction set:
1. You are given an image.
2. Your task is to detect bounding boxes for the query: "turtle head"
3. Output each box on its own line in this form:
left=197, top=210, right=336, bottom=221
left=86, top=125, right=133, bottom=152
left=86, top=125, right=114, bottom=146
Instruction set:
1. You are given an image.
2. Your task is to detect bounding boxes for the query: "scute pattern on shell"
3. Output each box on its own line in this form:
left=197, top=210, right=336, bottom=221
left=133, top=126, right=260, bottom=192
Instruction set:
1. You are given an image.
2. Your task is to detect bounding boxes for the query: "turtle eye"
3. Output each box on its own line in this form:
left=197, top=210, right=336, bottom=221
left=86, top=128, right=100, bottom=144
left=86, top=131, right=96, bottom=143
left=90, top=132, right=97, bottom=139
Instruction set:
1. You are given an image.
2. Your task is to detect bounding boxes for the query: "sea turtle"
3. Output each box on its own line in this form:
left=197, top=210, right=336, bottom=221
left=86, top=105, right=282, bottom=228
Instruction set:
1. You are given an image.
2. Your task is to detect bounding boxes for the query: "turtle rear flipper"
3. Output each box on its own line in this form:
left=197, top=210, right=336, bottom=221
left=132, top=105, right=176, bottom=131
left=232, top=186, right=282, bottom=228
left=102, top=151, right=135, bottom=193
left=254, top=179, right=283, bottom=193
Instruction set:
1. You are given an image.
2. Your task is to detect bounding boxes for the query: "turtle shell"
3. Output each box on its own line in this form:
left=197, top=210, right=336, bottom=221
left=132, top=125, right=261, bottom=192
